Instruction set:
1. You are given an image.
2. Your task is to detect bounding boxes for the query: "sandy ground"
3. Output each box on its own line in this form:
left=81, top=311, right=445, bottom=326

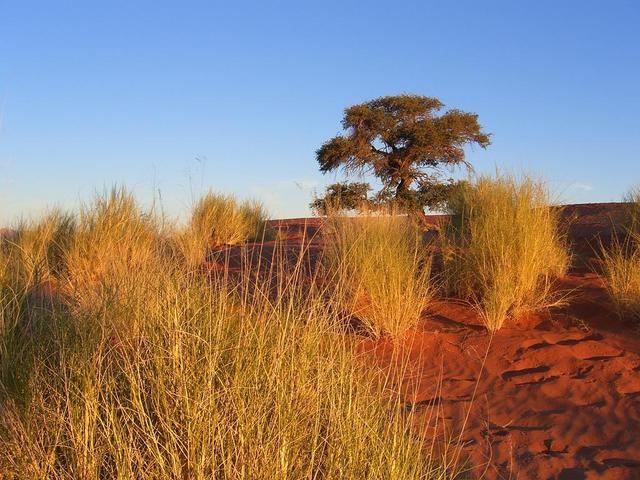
left=361, top=277, right=640, bottom=479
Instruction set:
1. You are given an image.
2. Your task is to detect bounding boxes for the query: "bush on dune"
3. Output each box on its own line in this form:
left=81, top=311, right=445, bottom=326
left=443, top=174, right=569, bottom=331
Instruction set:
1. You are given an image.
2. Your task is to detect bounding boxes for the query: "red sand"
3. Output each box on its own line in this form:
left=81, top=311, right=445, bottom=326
left=225, top=204, right=640, bottom=479
left=360, top=278, right=640, bottom=479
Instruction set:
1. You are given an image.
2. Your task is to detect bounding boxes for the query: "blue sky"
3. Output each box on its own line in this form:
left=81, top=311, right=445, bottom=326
left=1, top=0, right=639, bottom=222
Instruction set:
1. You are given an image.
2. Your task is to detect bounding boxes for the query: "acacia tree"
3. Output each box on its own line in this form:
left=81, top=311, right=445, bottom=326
left=316, top=95, right=490, bottom=212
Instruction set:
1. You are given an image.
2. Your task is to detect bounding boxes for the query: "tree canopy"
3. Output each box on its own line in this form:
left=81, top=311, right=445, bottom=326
left=316, top=95, right=490, bottom=212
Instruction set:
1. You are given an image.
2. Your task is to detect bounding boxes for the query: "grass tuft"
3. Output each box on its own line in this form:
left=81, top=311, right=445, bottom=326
left=443, top=174, right=569, bottom=331
left=323, top=210, right=433, bottom=338
left=601, top=188, right=640, bottom=321
left=63, top=187, right=162, bottom=315
left=1, top=209, right=76, bottom=291
left=623, top=186, right=640, bottom=237
left=175, top=192, right=273, bottom=267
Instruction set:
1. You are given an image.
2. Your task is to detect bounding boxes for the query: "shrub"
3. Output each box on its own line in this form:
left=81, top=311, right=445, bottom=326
left=443, top=174, right=569, bottom=331
left=323, top=210, right=433, bottom=338
left=310, top=182, right=372, bottom=215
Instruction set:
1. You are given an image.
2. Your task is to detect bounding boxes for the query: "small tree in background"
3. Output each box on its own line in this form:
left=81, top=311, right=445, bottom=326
left=310, top=182, right=372, bottom=215
left=316, top=95, right=490, bottom=214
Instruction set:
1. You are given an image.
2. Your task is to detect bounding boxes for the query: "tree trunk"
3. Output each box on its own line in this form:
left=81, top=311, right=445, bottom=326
left=395, top=176, right=428, bottom=226
left=395, top=177, right=411, bottom=198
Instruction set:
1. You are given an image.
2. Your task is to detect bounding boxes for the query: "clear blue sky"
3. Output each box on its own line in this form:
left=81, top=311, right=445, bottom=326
left=1, top=0, right=639, bottom=222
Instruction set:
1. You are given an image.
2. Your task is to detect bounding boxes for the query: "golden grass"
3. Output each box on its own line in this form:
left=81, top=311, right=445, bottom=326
left=0, top=210, right=76, bottom=373
left=601, top=189, right=640, bottom=321
left=323, top=210, right=433, bottom=338
left=175, top=192, right=273, bottom=267
left=623, top=186, right=640, bottom=237
left=1, top=209, right=75, bottom=290
left=600, top=234, right=640, bottom=321
left=63, top=187, right=162, bottom=315
left=443, top=174, right=569, bottom=331
left=0, top=190, right=455, bottom=479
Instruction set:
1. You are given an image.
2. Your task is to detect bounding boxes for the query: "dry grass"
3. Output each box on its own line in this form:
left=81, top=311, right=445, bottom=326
left=443, top=174, right=569, bottom=331
left=175, top=192, right=273, bottom=267
left=0, top=210, right=76, bottom=371
left=623, top=186, right=640, bottom=236
left=63, top=187, right=162, bottom=315
left=0, top=190, right=455, bottom=479
left=600, top=188, right=640, bottom=321
left=1, top=209, right=75, bottom=290
left=600, top=234, right=640, bottom=321
left=323, top=210, right=433, bottom=338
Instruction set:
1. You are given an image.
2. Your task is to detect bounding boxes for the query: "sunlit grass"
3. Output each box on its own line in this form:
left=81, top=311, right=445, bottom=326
left=323, top=210, right=433, bottom=338
left=0, top=189, right=454, bottom=479
left=601, top=188, right=640, bottom=321
left=600, top=234, right=640, bottom=321
left=623, top=186, right=640, bottom=237
left=443, top=174, right=569, bottom=331
left=174, top=192, right=273, bottom=267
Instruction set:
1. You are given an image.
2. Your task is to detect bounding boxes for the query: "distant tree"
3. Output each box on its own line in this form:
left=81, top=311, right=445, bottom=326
left=372, top=178, right=471, bottom=214
left=310, top=181, right=372, bottom=215
left=316, top=95, right=490, bottom=213
left=417, top=178, right=471, bottom=213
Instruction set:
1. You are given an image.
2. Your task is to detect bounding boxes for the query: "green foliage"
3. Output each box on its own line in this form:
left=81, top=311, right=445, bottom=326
left=316, top=95, right=490, bottom=213
left=310, top=182, right=372, bottom=215
left=374, top=179, right=471, bottom=214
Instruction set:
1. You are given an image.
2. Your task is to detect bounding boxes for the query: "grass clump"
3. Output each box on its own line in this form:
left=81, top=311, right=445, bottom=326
left=443, top=174, right=569, bottom=331
left=600, top=188, right=640, bottom=321
left=63, top=187, right=162, bottom=315
left=0, top=210, right=76, bottom=384
left=176, top=192, right=273, bottom=267
left=324, top=211, right=433, bottom=338
left=0, top=191, right=452, bottom=479
left=623, top=186, right=640, bottom=236
left=0, top=209, right=75, bottom=291
left=600, top=235, right=640, bottom=321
